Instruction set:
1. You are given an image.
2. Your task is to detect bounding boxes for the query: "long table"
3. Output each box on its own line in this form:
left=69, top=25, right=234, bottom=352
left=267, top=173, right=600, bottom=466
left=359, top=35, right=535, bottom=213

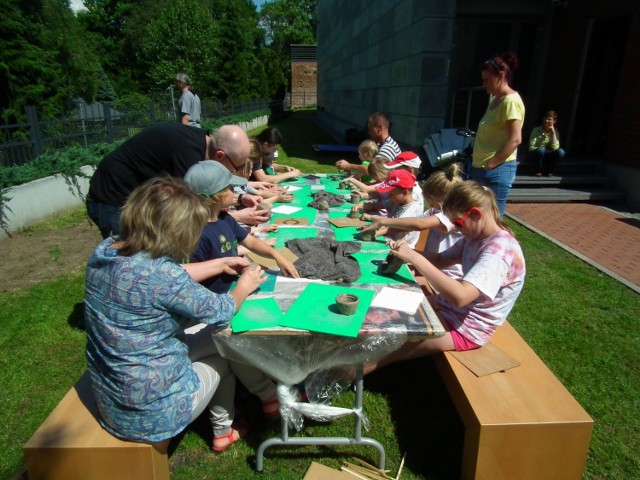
left=215, top=174, right=445, bottom=471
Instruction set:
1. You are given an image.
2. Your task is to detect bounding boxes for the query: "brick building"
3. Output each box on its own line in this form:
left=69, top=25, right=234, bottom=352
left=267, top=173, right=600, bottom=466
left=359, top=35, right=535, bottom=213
left=290, top=44, right=317, bottom=109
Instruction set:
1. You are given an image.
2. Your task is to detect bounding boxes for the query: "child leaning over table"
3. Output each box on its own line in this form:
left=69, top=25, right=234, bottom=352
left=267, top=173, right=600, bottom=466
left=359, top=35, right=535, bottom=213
left=361, top=162, right=466, bottom=287
left=184, top=160, right=300, bottom=422
left=363, top=169, right=423, bottom=248
left=364, top=181, right=526, bottom=375
left=185, top=160, right=300, bottom=294
left=335, top=139, right=379, bottom=182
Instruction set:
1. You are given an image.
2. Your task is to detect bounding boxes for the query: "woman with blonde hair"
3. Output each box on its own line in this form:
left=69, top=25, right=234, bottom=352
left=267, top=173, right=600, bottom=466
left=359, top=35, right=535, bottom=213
left=84, top=177, right=265, bottom=452
left=365, top=180, right=526, bottom=373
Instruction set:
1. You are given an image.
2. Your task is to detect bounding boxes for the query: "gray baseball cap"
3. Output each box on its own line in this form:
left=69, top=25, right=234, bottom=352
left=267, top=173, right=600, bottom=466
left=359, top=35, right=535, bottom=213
left=184, top=160, right=248, bottom=196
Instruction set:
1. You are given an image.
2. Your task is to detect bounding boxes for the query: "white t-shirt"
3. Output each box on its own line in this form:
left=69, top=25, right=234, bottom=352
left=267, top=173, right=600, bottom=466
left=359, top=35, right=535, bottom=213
left=386, top=200, right=423, bottom=248
left=433, top=229, right=526, bottom=345
left=418, top=208, right=464, bottom=279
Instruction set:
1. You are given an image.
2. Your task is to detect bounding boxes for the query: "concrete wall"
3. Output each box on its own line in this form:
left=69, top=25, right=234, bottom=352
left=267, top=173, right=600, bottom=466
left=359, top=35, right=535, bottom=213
left=1, top=166, right=95, bottom=240
left=317, top=0, right=456, bottom=148
left=0, top=116, right=269, bottom=240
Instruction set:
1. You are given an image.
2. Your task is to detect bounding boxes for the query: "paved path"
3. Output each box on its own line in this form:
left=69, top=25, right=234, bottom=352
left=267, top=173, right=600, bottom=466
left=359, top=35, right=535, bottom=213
left=506, top=203, right=640, bottom=293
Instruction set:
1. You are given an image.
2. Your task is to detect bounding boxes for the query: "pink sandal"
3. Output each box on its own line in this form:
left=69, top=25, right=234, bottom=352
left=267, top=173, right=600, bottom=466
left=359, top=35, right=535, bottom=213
left=212, top=420, right=248, bottom=453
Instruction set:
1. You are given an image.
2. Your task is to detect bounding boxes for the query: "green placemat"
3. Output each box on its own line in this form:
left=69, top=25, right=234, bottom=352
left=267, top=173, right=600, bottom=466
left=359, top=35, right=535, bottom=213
left=232, top=297, right=283, bottom=333
left=352, top=252, right=415, bottom=285
left=279, top=283, right=376, bottom=337
left=268, top=227, right=318, bottom=248
left=333, top=226, right=385, bottom=248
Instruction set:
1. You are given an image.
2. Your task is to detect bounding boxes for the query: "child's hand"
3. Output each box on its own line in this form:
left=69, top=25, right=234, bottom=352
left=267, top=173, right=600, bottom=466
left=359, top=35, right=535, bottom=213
left=335, top=160, right=350, bottom=170
left=237, top=265, right=267, bottom=293
left=277, top=258, right=300, bottom=279
left=254, top=224, right=278, bottom=234
left=287, top=168, right=301, bottom=179
left=388, top=239, right=414, bottom=261
left=350, top=204, right=364, bottom=213
left=361, top=213, right=380, bottom=222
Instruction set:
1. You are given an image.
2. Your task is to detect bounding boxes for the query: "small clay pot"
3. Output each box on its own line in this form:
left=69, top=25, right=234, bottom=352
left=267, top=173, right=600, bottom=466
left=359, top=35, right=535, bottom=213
left=350, top=192, right=362, bottom=204
left=358, top=229, right=375, bottom=242
left=316, top=199, right=330, bottom=210
left=377, top=251, right=404, bottom=275
left=257, top=203, right=272, bottom=219
left=335, top=293, right=359, bottom=316
left=347, top=210, right=360, bottom=219
left=338, top=181, right=350, bottom=190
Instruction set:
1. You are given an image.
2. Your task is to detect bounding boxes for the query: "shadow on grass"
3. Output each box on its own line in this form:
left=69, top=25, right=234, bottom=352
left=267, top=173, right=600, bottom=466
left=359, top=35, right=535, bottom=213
left=270, top=110, right=360, bottom=169
left=365, top=357, right=464, bottom=480
left=67, top=302, right=85, bottom=330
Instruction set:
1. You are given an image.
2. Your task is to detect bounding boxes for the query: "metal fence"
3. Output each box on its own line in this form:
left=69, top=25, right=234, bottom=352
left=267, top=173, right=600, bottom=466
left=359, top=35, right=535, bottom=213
left=0, top=95, right=273, bottom=168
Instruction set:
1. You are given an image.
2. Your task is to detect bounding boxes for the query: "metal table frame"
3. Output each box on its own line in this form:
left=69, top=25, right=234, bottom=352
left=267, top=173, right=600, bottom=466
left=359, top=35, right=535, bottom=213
left=255, top=365, right=385, bottom=471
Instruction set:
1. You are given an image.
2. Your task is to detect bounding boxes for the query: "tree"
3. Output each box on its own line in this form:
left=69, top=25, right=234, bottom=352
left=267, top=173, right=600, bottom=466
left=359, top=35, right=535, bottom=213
left=0, top=0, right=99, bottom=123
left=210, top=0, right=270, bottom=100
left=137, top=0, right=221, bottom=96
left=259, top=0, right=317, bottom=96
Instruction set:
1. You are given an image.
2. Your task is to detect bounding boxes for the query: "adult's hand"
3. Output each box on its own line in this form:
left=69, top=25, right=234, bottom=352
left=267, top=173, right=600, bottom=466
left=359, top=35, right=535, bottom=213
left=241, top=194, right=263, bottom=207
left=182, top=257, right=249, bottom=282
left=249, top=181, right=277, bottom=191
left=236, top=265, right=267, bottom=295
left=230, top=206, right=270, bottom=225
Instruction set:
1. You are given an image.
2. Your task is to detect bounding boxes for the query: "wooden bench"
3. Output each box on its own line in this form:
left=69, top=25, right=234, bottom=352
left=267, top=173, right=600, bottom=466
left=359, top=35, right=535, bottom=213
left=23, top=372, right=170, bottom=480
left=434, top=322, right=593, bottom=480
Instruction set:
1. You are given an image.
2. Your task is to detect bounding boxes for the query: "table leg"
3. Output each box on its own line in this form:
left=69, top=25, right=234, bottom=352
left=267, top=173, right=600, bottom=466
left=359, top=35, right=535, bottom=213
left=255, top=365, right=386, bottom=472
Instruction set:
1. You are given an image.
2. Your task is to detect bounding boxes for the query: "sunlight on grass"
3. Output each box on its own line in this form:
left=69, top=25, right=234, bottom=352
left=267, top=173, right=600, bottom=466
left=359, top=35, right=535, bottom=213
left=1, top=111, right=638, bottom=480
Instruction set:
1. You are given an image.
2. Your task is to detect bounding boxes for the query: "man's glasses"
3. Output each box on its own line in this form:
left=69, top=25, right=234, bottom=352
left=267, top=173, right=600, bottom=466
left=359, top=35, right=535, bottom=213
left=221, top=152, right=248, bottom=176
left=452, top=206, right=480, bottom=229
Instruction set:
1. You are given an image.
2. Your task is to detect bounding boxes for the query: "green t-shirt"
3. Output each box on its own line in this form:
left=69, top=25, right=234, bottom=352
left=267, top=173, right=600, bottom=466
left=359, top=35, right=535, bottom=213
left=472, top=93, right=525, bottom=168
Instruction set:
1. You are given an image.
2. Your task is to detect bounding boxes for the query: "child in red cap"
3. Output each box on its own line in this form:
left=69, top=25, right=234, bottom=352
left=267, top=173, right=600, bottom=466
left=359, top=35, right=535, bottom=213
left=359, top=169, right=422, bottom=247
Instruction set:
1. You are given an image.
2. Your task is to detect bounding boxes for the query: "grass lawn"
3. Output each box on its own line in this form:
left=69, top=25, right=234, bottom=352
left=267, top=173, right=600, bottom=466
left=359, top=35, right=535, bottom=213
left=1, top=110, right=639, bottom=479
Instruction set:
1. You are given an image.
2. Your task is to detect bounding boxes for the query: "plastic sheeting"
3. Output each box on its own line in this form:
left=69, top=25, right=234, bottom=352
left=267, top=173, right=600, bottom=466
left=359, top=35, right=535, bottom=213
left=213, top=327, right=407, bottom=431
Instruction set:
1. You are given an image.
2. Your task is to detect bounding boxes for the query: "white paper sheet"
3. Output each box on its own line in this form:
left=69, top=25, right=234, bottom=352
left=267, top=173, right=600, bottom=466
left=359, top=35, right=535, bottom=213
left=370, top=286, right=425, bottom=314
left=271, top=205, right=303, bottom=214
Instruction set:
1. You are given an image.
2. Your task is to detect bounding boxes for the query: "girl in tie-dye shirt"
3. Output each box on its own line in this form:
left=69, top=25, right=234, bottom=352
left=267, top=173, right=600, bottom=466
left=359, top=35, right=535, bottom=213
left=365, top=181, right=525, bottom=372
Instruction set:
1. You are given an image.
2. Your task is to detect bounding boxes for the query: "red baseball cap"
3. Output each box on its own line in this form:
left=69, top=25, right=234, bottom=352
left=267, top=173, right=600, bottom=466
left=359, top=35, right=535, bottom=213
left=384, top=151, right=422, bottom=169
left=375, top=169, right=416, bottom=193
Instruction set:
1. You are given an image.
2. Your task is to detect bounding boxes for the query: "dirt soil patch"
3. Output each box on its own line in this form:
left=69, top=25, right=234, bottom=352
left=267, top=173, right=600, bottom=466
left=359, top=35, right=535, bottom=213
left=0, top=216, right=102, bottom=292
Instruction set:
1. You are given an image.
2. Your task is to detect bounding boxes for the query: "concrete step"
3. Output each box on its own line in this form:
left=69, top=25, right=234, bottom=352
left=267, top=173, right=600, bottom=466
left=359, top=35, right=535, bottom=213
left=513, top=174, right=612, bottom=187
left=508, top=187, right=626, bottom=203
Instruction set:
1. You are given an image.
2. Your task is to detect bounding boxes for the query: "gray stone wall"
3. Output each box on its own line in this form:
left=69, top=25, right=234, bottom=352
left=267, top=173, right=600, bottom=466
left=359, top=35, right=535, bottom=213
left=317, top=0, right=456, bottom=148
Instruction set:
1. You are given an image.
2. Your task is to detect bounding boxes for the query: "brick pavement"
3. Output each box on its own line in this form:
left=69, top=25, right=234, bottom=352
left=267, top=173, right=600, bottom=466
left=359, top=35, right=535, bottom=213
left=506, top=203, right=640, bottom=293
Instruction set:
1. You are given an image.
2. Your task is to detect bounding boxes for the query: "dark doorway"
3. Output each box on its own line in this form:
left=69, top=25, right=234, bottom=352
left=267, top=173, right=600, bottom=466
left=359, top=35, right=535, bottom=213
left=448, top=16, right=543, bottom=133
left=568, top=16, right=630, bottom=157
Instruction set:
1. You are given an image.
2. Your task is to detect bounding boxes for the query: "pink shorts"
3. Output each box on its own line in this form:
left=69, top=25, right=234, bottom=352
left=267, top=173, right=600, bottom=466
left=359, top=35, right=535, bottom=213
left=449, top=329, right=481, bottom=351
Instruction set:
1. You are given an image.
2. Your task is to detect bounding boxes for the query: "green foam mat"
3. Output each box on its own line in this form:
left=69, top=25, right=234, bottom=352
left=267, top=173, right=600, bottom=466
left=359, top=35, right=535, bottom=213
left=279, top=283, right=375, bottom=337
left=352, top=252, right=415, bottom=285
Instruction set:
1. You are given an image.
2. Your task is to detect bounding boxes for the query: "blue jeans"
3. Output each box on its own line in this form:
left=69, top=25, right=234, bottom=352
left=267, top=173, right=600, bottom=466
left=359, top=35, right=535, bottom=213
left=469, top=161, right=517, bottom=219
left=529, top=147, right=565, bottom=175
left=86, top=197, right=121, bottom=239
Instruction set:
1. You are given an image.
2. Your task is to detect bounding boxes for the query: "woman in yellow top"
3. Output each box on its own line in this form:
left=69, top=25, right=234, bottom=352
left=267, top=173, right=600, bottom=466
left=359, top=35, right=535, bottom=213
left=528, top=110, right=565, bottom=177
left=470, top=52, right=525, bottom=218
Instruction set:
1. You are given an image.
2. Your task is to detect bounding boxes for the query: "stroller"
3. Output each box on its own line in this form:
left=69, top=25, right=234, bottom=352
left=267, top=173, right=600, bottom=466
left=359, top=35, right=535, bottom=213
left=422, top=128, right=476, bottom=179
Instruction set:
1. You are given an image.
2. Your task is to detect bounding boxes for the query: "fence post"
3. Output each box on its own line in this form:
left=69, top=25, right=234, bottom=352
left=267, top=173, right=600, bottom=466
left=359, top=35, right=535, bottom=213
left=25, top=106, right=43, bottom=159
left=149, top=101, right=157, bottom=123
left=103, top=102, right=114, bottom=143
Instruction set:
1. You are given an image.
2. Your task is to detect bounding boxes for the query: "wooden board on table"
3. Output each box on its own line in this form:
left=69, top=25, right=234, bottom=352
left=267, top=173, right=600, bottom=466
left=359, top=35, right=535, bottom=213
left=327, top=217, right=367, bottom=228
left=245, top=247, right=299, bottom=270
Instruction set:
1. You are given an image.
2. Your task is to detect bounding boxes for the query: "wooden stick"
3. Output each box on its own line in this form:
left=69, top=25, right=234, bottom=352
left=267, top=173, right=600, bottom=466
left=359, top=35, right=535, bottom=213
left=395, top=453, right=406, bottom=480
